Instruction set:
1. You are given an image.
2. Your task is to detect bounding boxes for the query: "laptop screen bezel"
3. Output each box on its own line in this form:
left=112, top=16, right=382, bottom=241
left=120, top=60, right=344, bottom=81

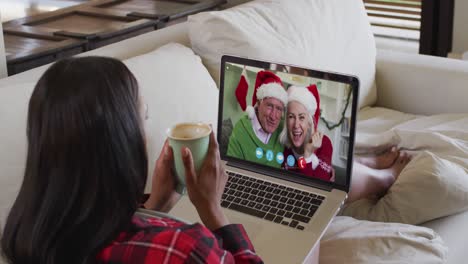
left=218, top=55, right=359, bottom=193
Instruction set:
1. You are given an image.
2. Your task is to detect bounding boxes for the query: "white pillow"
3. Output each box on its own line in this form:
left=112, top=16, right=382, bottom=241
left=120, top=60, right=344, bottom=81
left=188, top=0, right=377, bottom=109
left=0, top=82, right=35, bottom=227
left=123, top=43, right=219, bottom=192
left=342, top=151, right=468, bottom=225
left=320, top=216, right=448, bottom=264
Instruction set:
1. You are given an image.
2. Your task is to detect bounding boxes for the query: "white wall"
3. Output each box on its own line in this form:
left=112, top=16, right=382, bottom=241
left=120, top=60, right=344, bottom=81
left=452, top=0, right=468, bottom=54
left=0, top=11, right=7, bottom=78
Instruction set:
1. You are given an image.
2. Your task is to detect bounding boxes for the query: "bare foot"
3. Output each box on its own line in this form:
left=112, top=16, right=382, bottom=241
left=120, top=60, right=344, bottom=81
left=373, top=152, right=412, bottom=198
left=356, top=146, right=399, bottom=169
left=387, top=152, right=411, bottom=180
left=380, top=152, right=412, bottom=186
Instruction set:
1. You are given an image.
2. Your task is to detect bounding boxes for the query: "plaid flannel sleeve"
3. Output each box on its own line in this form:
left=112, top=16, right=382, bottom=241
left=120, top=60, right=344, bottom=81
left=212, top=224, right=263, bottom=263
left=97, top=217, right=263, bottom=264
left=187, top=223, right=263, bottom=264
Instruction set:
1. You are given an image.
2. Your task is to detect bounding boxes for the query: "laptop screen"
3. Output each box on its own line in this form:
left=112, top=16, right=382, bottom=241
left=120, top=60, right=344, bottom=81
left=218, top=56, right=359, bottom=191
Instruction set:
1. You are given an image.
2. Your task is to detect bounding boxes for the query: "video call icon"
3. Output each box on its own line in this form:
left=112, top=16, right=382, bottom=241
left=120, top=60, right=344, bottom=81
left=266, top=150, right=274, bottom=162
left=255, top=147, right=263, bottom=159
left=287, top=155, right=296, bottom=167
left=298, top=157, right=306, bottom=169
left=276, top=152, right=284, bottom=164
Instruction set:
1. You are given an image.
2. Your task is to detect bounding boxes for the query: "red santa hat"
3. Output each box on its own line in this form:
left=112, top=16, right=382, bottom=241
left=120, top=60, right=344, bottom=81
left=239, top=70, right=287, bottom=119
left=287, top=84, right=320, bottom=129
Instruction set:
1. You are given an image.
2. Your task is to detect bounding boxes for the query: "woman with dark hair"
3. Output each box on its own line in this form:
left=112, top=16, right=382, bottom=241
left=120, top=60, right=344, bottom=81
left=1, top=57, right=263, bottom=264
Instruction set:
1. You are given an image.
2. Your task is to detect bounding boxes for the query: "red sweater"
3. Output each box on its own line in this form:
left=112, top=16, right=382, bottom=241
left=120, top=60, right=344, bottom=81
left=282, top=135, right=333, bottom=181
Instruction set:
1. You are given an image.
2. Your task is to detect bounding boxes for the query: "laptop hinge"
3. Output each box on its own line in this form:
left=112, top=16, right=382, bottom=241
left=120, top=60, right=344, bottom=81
left=226, top=161, right=334, bottom=192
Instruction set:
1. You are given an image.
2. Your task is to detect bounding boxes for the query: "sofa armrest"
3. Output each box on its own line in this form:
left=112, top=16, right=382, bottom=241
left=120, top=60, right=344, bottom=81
left=375, top=49, right=468, bottom=115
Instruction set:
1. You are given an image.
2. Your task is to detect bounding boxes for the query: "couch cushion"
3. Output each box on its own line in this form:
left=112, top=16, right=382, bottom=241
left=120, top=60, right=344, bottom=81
left=0, top=82, right=35, bottom=228
left=188, top=0, right=377, bottom=109
left=320, top=216, right=448, bottom=264
left=422, top=210, right=468, bottom=264
left=123, top=43, right=219, bottom=192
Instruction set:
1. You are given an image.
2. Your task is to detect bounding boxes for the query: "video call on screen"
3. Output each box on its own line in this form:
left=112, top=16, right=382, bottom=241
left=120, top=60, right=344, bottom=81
left=221, top=62, right=354, bottom=187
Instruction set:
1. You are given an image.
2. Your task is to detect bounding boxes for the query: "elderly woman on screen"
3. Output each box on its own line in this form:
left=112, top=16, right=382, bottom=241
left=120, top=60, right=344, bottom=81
left=280, top=85, right=333, bottom=181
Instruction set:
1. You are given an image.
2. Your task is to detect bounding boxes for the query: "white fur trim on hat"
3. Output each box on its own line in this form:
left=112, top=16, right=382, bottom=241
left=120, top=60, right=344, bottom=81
left=287, top=86, right=317, bottom=116
left=256, top=83, right=288, bottom=106
left=246, top=105, right=256, bottom=120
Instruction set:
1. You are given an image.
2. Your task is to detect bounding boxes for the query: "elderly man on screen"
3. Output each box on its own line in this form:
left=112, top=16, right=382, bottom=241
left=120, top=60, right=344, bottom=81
left=227, top=71, right=287, bottom=168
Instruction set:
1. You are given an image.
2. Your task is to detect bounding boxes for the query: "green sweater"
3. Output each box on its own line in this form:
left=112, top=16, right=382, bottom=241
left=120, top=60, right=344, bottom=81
left=227, top=115, right=284, bottom=168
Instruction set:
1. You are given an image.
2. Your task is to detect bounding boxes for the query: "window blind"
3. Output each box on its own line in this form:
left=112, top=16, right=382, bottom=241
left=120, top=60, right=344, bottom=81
left=364, top=0, right=422, bottom=41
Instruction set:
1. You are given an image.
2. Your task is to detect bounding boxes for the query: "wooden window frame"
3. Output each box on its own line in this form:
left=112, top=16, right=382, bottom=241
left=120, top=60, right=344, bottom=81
left=419, top=0, right=455, bottom=57
left=364, top=0, right=455, bottom=57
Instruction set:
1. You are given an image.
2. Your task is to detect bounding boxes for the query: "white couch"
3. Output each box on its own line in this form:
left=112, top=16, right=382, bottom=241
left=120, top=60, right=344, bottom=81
left=1, top=1, right=468, bottom=263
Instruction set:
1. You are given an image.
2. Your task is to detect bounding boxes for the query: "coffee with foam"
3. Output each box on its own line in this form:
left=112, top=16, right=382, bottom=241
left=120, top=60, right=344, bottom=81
left=169, top=123, right=211, bottom=140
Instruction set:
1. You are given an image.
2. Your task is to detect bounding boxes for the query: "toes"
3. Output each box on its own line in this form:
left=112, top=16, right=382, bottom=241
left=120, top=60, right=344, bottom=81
left=389, top=146, right=400, bottom=159
left=399, top=152, right=411, bottom=165
left=406, top=153, right=413, bottom=161
left=397, top=153, right=406, bottom=164
left=384, top=146, right=399, bottom=161
left=405, top=155, right=412, bottom=164
left=401, top=157, right=407, bottom=164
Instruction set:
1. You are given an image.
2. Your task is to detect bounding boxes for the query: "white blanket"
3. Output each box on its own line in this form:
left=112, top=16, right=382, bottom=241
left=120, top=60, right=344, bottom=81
left=343, top=107, right=468, bottom=224
left=355, top=107, right=468, bottom=161
left=325, top=107, right=468, bottom=264
left=320, top=216, right=448, bottom=264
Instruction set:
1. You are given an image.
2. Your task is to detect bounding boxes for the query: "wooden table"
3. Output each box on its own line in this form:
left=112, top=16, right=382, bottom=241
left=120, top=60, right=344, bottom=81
left=3, top=0, right=227, bottom=76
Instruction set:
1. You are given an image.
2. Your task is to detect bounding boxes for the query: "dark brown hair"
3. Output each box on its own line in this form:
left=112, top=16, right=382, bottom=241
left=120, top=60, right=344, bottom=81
left=1, top=57, right=148, bottom=264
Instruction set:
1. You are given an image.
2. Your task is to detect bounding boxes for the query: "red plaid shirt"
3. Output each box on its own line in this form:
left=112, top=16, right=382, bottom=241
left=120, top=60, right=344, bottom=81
left=97, top=212, right=263, bottom=263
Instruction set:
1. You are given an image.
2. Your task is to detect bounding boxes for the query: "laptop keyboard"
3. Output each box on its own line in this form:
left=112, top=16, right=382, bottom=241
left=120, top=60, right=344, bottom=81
left=221, top=171, right=325, bottom=231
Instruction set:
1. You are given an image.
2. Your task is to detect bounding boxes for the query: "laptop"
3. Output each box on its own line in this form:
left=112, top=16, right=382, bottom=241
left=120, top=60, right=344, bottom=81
left=170, top=55, right=359, bottom=263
